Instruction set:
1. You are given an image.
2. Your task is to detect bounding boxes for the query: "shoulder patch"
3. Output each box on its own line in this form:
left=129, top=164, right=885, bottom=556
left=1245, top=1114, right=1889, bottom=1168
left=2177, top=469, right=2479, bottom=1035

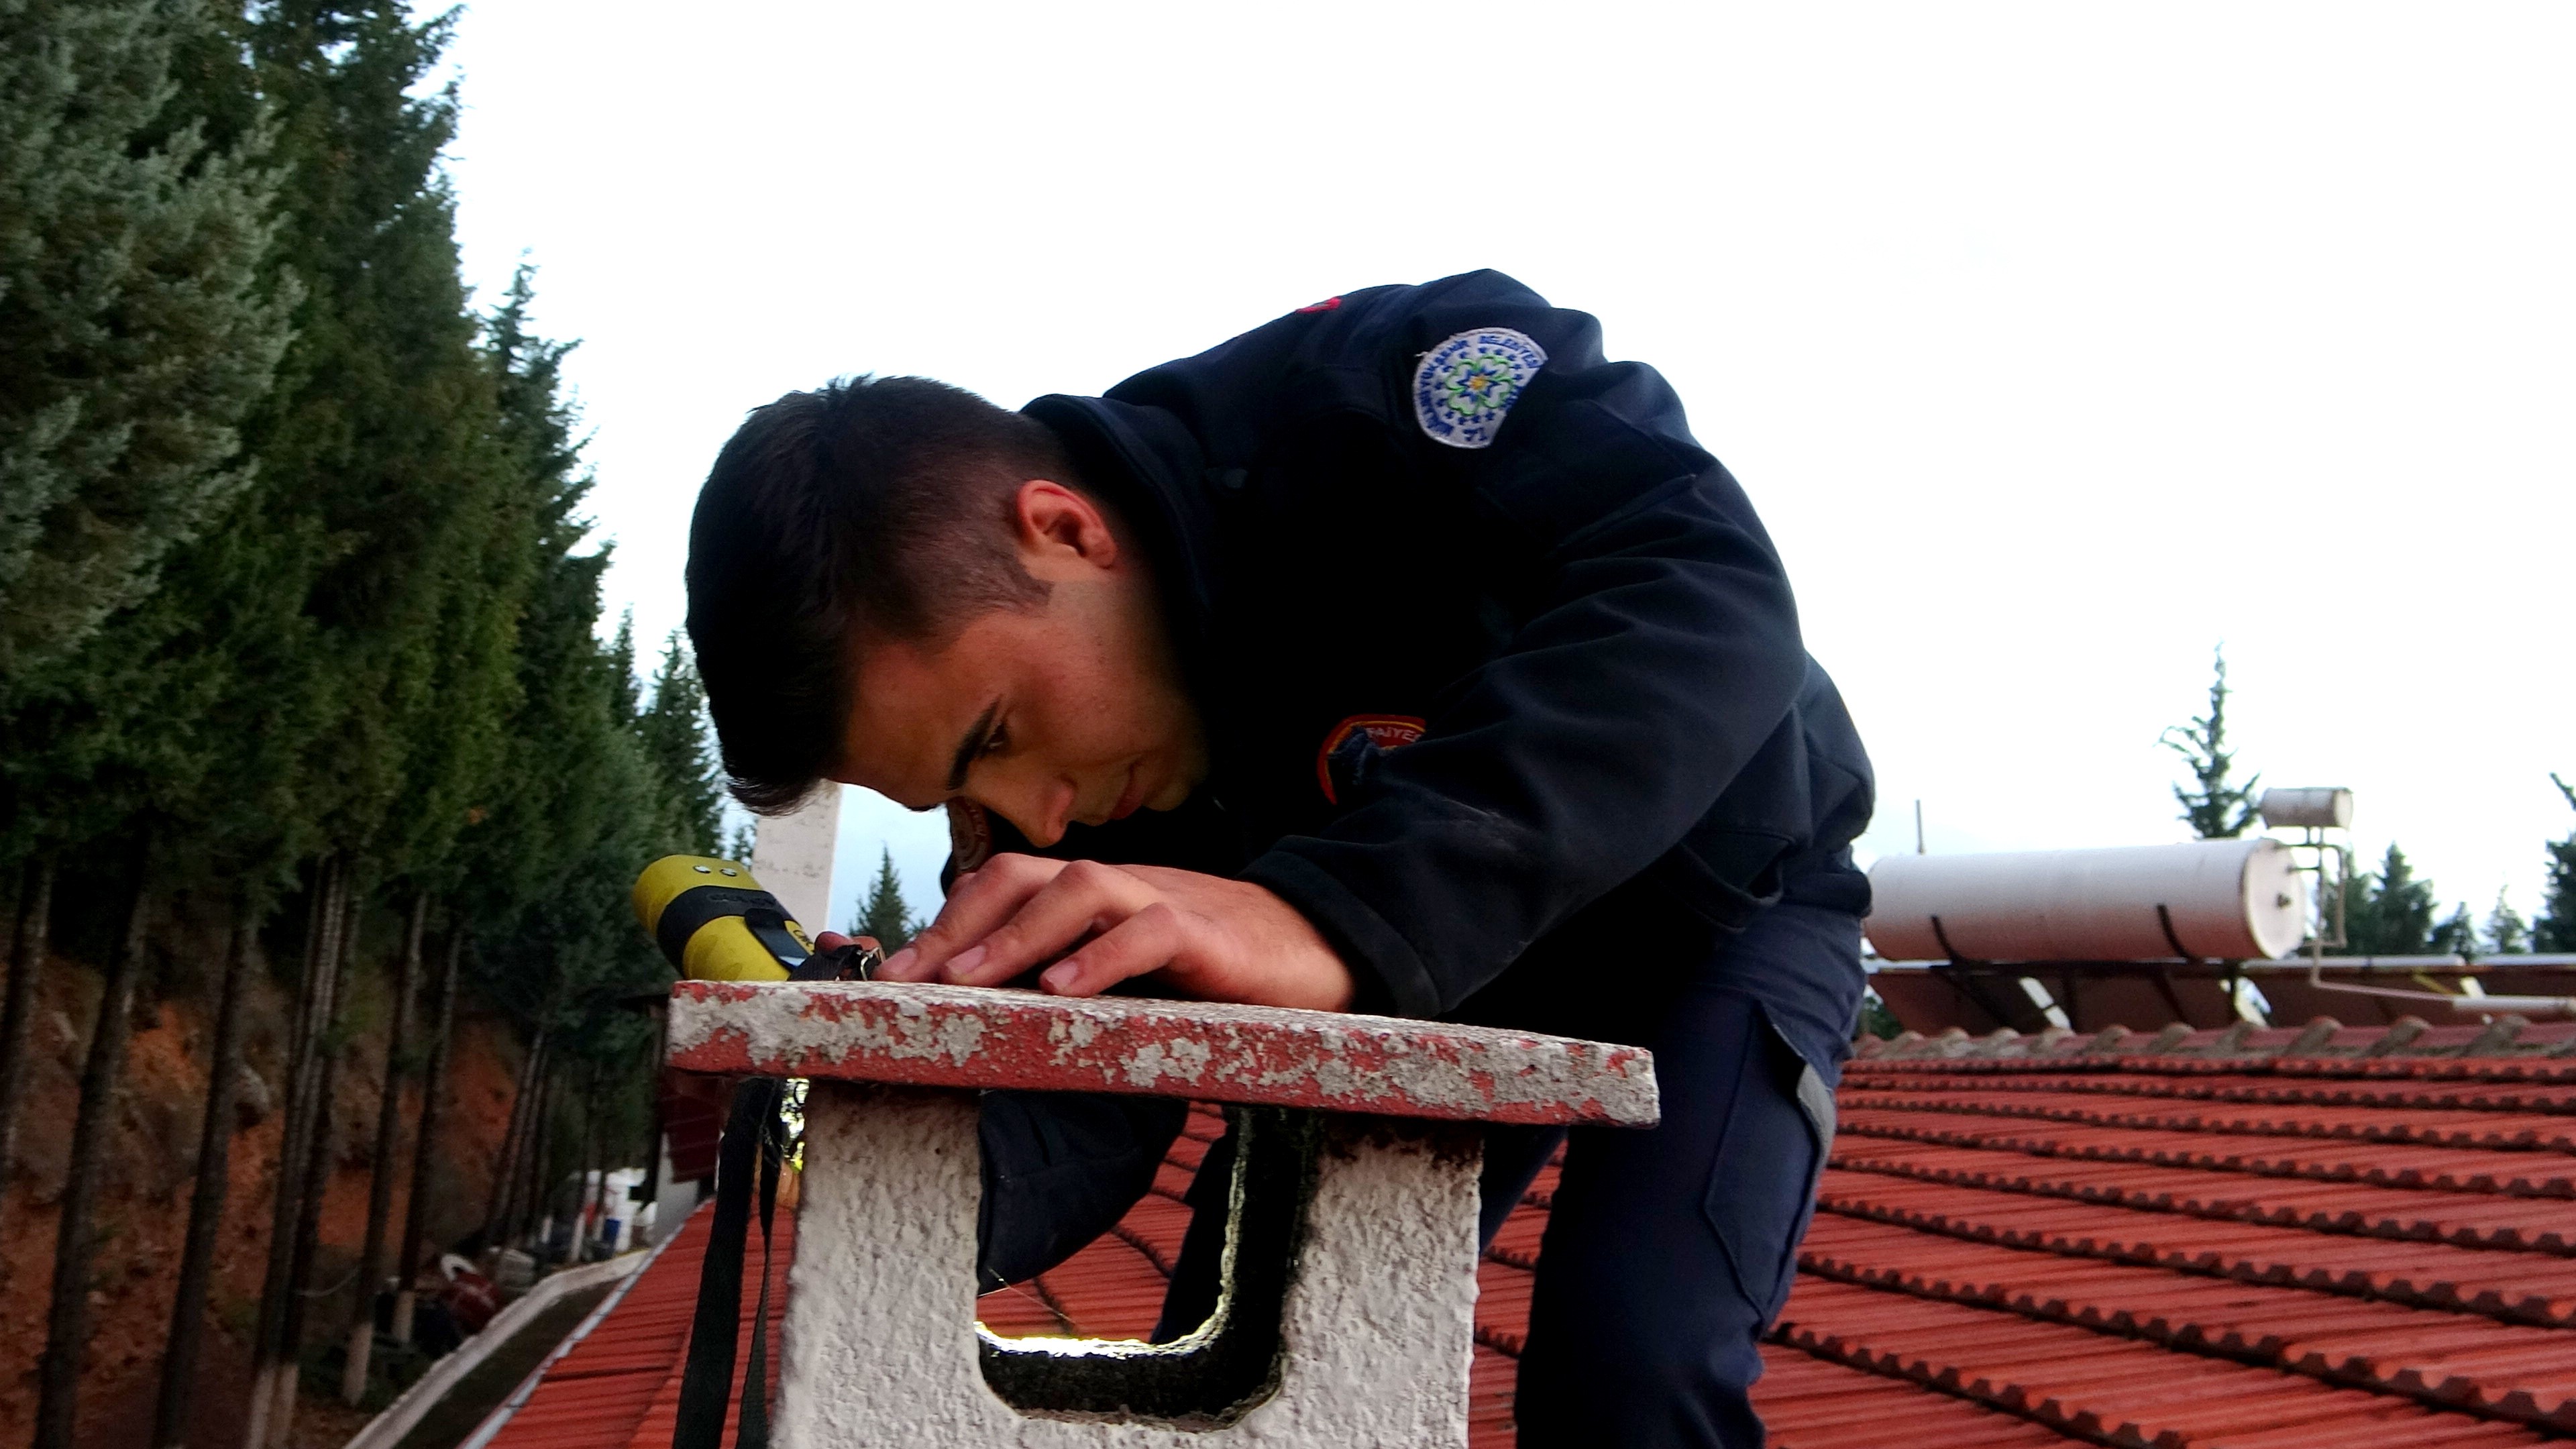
left=1316, top=714, right=1427, bottom=804
left=1411, top=327, right=1547, bottom=449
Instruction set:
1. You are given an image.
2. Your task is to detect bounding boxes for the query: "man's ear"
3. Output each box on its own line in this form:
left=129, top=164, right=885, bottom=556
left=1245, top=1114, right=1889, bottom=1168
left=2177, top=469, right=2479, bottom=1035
left=1011, top=479, right=1120, bottom=582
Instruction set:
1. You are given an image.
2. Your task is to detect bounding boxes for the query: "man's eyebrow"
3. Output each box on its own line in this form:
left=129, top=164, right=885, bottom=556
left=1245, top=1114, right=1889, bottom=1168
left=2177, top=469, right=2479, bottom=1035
left=945, top=702, right=1000, bottom=793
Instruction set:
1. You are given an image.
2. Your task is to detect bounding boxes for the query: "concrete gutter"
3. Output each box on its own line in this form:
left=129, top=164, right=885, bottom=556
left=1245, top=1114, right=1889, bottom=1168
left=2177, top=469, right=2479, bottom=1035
left=344, top=1244, right=659, bottom=1449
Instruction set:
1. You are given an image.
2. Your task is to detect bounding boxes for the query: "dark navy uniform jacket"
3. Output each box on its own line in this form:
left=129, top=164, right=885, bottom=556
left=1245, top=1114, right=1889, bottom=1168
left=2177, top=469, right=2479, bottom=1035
left=956, top=270, right=1875, bottom=1071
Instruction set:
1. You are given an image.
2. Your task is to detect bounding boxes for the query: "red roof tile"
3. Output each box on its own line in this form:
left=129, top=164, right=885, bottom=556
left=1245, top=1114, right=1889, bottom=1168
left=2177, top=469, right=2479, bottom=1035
left=485, top=1024, right=2576, bottom=1448
left=480, top=1199, right=794, bottom=1449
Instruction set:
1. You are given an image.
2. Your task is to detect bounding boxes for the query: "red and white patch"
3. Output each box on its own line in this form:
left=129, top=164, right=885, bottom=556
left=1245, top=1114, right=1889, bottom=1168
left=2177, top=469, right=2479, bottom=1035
left=1295, top=295, right=1343, bottom=313
left=1316, top=714, right=1426, bottom=804
left=946, top=799, right=994, bottom=873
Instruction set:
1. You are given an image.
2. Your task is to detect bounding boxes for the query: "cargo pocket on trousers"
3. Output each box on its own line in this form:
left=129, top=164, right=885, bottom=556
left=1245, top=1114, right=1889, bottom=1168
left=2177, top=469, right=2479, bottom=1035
left=1703, top=1012, right=1834, bottom=1325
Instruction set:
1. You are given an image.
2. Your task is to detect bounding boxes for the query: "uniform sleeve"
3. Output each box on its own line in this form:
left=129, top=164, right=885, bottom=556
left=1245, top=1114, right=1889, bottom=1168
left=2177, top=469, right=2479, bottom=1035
left=1238, top=272, right=1811, bottom=1018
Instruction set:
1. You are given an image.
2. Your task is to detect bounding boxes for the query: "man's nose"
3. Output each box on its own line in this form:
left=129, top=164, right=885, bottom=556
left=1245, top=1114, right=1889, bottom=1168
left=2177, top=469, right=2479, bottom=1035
left=987, top=776, right=1072, bottom=849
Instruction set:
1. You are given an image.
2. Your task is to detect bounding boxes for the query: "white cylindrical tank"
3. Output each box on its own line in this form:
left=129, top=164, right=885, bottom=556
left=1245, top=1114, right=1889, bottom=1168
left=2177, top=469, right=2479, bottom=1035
left=1866, top=839, right=2308, bottom=963
left=2257, top=787, right=2353, bottom=830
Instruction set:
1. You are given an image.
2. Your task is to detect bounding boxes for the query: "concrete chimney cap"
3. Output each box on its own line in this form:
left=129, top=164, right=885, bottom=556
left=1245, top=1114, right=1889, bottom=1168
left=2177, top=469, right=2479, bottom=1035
left=666, top=979, right=1660, bottom=1128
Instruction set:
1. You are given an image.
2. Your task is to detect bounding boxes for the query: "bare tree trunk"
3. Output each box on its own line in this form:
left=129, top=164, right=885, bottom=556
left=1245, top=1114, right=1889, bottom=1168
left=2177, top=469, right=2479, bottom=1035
left=481, top=1026, right=541, bottom=1250
left=34, top=836, right=152, bottom=1449
left=506, top=1059, right=543, bottom=1254
left=340, top=893, right=423, bottom=1404
left=637, top=1005, right=666, bottom=1241
left=517, top=1043, right=555, bottom=1252
left=515, top=1057, right=559, bottom=1254
left=244, top=857, right=348, bottom=1449
left=0, top=856, right=55, bottom=1263
left=576, top=1066, right=602, bottom=1260
left=267, top=1020, right=341, bottom=1449
left=392, top=925, right=459, bottom=1344
left=153, top=891, right=260, bottom=1449
left=592, top=1065, right=612, bottom=1253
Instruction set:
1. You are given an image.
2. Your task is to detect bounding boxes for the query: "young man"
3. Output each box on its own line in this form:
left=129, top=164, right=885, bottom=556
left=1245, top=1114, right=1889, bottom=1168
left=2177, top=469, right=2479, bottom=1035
left=687, top=270, right=1874, bottom=1448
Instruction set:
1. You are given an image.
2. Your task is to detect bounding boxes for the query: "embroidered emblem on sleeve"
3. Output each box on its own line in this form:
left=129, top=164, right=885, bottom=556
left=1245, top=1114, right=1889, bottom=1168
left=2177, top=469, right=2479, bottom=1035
left=1316, top=714, right=1428, bottom=804
left=1411, top=327, right=1547, bottom=449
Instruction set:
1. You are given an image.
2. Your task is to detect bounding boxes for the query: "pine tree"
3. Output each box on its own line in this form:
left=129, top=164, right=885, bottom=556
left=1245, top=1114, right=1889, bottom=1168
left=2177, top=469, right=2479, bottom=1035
left=2430, top=903, right=2477, bottom=957
left=2536, top=775, right=2576, bottom=953
left=2483, top=892, right=2529, bottom=956
left=638, top=634, right=724, bottom=856
left=2162, top=646, right=2261, bottom=839
left=212, top=3, right=514, bottom=1438
left=0, top=0, right=304, bottom=867
left=2330, top=843, right=2442, bottom=956
left=855, top=847, right=920, bottom=949
left=0, top=3, right=724, bottom=1434
left=458, top=269, right=679, bottom=1273
left=0, top=0, right=296, bottom=679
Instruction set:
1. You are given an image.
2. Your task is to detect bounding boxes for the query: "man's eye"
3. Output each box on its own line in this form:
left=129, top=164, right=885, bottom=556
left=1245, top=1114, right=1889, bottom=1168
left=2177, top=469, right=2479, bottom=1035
left=983, top=727, right=1008, bottom=756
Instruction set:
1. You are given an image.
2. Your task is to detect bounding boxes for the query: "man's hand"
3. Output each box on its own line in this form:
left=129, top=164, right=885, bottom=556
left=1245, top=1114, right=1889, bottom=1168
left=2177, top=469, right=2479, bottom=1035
left=871, top=855, right=1356, bottom=1012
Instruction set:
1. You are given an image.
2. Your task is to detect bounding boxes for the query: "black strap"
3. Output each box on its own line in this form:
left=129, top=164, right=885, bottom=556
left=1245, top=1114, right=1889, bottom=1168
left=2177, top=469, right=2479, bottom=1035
left=674, top=1077, right=784, bottom=1449
left=655, top=885, right=809, bottom=971
left=740, top=1096, right=784, bottom=1449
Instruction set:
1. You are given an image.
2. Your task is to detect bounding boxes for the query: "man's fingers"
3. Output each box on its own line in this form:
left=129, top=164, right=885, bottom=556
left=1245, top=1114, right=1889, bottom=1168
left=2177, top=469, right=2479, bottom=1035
left=940, top=859, right=1155, bottom=987
left=1038, top=902, right=1197, bottom=998
left=882, top=854, right=1061, bottom=979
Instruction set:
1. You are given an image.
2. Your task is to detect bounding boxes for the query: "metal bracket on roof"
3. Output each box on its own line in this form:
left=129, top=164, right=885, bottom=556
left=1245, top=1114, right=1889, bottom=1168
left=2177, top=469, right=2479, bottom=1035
left=2153, top=904, right=2198, bottom=964
left=2145, top=965, right=2192, bottom=1028
left=1925, top=916, right=2045, bottom=1033
left=2159, top=904, right=2265, bottom=1026
left=2297, top=963, right=2575, bottom=1018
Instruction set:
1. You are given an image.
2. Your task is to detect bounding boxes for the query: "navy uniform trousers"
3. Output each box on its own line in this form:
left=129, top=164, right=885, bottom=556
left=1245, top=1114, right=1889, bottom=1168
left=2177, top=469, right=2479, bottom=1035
left=975, top=902, right=1858, bottom=1449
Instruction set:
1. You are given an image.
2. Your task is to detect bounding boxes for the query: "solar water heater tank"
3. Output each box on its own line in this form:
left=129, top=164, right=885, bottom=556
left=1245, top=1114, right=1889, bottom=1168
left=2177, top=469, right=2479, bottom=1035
left=1866, top=838, right=2308, bottom=963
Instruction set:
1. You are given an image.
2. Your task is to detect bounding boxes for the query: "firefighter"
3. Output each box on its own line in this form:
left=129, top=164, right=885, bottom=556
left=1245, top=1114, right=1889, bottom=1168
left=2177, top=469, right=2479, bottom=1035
left=686, top=270, right=1874, bottom=1447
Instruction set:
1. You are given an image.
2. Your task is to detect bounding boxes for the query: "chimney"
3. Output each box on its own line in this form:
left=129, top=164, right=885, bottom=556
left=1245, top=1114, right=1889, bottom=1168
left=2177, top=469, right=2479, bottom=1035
left=666, top=979, right=1658, bottom=1445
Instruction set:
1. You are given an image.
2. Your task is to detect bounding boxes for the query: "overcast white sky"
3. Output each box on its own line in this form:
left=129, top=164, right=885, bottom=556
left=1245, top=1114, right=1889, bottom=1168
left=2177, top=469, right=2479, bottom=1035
left=438, top=2, right=2573, bottom=939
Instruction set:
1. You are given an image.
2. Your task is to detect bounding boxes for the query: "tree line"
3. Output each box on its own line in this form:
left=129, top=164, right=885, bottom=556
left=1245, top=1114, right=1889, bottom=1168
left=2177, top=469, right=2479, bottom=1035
left=2165, top=649, right=2576, bottom=955
left=2, top=2, right=718, bottom=1445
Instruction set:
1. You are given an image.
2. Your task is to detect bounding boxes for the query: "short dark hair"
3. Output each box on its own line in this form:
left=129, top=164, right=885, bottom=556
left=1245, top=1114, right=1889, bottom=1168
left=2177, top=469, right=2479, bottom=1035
left=686, top=376, right=1069, bottom=814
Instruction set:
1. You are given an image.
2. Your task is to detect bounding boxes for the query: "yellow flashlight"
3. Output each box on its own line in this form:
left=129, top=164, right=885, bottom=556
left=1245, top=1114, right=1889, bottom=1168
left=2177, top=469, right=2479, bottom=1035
left=631, top=855, right=815, bottom=981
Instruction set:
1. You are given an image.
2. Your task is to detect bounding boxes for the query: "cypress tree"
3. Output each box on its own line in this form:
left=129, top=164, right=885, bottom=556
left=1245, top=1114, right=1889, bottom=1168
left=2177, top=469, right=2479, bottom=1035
left=2535, top=775, right=2576, bottom=953
left=2332, top=843, right=2442, bottom=956
left=0, top=2, right=733, bottom=1433
left=2161, top=647, right=2261, bottom=840
left=2484, top=892, right=2530, bottom=956
left=0, top=0, right=294, bottom=679
left=460, top=266, right=682, bottom=1264
left=639, top=635, right=725, bottom=855
left=212, top=3, right=503, bottom=1436
left=2430, top=903, right=2477, bottom=957
left=856, top=847, right=920, bottom=950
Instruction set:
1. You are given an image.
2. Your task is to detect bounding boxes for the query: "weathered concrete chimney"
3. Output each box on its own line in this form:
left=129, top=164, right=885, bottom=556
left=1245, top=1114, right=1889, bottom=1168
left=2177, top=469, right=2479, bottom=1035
left=666, top=979, right=1657, bottom=1446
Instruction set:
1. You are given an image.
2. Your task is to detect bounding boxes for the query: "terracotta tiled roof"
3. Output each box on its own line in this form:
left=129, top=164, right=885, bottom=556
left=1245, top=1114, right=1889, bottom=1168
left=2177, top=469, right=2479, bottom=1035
left=474, top=1024, right=2576, bottom=1448
left=971, top=1104, right=1224, bottom=1342
left=480, top=1200, right=794, bottom=1449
